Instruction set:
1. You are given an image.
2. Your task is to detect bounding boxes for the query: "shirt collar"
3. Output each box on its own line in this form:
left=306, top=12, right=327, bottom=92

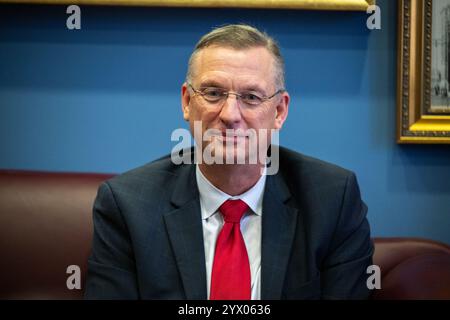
left=196, top=164, right=267, bottom=220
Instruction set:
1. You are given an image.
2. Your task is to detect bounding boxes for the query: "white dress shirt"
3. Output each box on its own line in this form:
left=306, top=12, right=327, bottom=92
left=196, top=164, right=266, bottom=300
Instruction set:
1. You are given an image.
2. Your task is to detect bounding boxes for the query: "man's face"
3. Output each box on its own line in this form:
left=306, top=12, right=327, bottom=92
left=181, top=46, right=289, bottom=164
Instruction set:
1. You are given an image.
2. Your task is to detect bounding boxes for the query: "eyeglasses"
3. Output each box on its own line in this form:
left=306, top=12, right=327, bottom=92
left=188, top=83, right=285, bottom=107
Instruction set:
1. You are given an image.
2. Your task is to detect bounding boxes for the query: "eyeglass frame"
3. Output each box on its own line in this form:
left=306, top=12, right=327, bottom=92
left=187, top=82, right=285, bottom=107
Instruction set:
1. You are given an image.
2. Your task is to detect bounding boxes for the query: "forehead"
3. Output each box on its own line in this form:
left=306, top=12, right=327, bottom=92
left=191, top=46, right=276, bottom=89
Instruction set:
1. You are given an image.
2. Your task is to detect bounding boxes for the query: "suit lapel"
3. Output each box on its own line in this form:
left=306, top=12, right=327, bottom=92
left=261, top=172, right=299, bottom=299
left=163, top=163, right=207, bottom=300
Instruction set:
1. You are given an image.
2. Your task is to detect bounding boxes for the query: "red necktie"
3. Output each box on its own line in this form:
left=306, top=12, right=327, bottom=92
left=210, top=199, right=251, bottom=300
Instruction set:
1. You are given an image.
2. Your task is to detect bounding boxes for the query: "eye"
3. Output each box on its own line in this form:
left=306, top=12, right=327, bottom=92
left=202, top=88, right=225, bottom=99
left=241, top=92, right=263, bottom=105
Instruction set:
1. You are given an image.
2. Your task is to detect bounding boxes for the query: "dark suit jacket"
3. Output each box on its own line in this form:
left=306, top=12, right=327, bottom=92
left=85, top=146, right=374, bottom=299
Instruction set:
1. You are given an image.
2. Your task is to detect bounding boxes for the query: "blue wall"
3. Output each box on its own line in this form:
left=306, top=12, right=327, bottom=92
left=1, top=0, right=449, bottom=244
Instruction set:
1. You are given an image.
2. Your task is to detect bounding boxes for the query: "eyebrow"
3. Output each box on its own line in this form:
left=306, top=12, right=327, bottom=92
left=239, top=85, right=266, bottom=94
left=199, top=81, right=267, bottom=94
left=198, top=80, right=227, bottom=88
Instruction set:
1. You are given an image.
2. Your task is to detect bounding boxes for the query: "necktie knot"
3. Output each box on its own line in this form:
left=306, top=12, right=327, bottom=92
left=219, top=199, right=248, bottom=223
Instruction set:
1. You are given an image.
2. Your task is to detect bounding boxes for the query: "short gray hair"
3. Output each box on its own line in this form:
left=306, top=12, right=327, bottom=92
left=186, top=24, right=285, bottom=89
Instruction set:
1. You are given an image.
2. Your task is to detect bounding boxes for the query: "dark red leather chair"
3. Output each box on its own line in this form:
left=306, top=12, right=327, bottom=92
left=0, top=170, right=449, bottom=299
left=0, top=170, right=113, bottom=299
left=371, top=237, right=450, bottom=299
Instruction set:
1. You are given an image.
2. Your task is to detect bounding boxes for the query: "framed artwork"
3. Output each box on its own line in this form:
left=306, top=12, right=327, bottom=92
left=398, top=0, right=450, bottom=143
left=0, top=0, right=375, bottom=11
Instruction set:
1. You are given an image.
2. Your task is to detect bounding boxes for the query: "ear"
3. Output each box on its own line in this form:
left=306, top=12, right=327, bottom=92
left=181, top=82, right=191, bottom=121
left=274, top=91, right=290, bottom=130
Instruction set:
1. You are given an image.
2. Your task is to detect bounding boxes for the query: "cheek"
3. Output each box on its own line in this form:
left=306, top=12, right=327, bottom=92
left=189, top=104, right=222, bottom=129
left=244, top=107, right=277, bottom=128
left=189, top=103, right=214, bottom=120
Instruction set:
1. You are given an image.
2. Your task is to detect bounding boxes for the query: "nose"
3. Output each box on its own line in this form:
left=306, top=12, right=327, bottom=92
left=218, top=94, right=242, bottom=125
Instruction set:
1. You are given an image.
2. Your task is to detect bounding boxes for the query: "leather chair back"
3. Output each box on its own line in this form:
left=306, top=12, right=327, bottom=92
left=372, top=237, right=450, bottom=299
left=0, top=170, right=113, bottom=299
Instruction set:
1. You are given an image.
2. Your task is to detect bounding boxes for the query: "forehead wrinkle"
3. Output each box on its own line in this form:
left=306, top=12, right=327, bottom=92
left=191, top=47, right=276, bottom=90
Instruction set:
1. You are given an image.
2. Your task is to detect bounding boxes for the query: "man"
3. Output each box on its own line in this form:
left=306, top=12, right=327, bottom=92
left=85, top=24, right=373, bottom=300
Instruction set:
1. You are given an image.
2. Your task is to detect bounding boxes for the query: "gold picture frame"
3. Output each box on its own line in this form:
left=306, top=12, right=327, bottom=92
left=398, top=0, right=450, bottom=144
left=0, top=0, right=375, bottom=11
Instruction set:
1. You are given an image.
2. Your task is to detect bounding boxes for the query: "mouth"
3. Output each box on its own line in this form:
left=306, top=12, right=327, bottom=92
left=214, top=131, right=249, bottom=142
left=217, top=135, right=246, bottom=142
